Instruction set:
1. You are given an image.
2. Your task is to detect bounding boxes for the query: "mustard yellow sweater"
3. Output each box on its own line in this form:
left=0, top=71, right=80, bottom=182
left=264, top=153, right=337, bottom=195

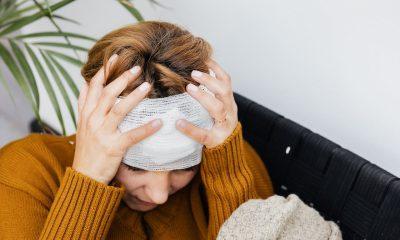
left=0, top=121, right=274, bottom=239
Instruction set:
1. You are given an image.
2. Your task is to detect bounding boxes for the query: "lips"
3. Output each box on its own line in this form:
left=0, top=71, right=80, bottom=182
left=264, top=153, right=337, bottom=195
left=134, top=196, right=157, bottom=207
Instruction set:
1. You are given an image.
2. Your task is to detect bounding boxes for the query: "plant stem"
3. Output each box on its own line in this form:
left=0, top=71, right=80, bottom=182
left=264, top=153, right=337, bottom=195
left=31, top=0, right=81, bottom=61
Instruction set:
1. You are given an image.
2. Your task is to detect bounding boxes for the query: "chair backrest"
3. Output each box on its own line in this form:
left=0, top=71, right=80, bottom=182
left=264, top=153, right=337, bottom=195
left=234, top=92, right=400, bottom=240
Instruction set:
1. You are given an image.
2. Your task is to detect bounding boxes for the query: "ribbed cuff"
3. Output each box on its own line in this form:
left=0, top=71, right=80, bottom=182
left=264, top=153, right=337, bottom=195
left=202, top=121, right=247, bottom=173
left=201, top=120, right=257, bottom=202
left=39, top=167, right=125, bottom=240
left=202, top=122, right=252, bottom=180
left=200, top=121, right=258, bottom=239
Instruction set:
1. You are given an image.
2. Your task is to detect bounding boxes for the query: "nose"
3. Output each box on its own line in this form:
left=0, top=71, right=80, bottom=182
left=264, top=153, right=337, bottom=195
left=145, top=172, right=170, bottom=205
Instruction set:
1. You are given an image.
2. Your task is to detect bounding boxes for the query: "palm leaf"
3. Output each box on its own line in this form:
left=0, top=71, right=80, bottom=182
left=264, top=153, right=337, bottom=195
left=32, top=41, right=89, bottom=51
left=52, top=14, right=80, bottom=25
left=15, top=0, right=30, bottom=8
left=0, top=0, right=149, bottom=134
left=0, top=41, right=42, bottom=124
left=15, top=31, right=97, bottom=41
left=148, top=0, right=170, bottom=9
left=25, top=43, right=66, bottom=135
left=0, top=66, right=17, bottom=107
left=0, top=0, right=74, bottom=37
left=47, top=53, right=79, bottom=98
left=117, top=0, right=144, bottom=22
left=0, top=3, right=39, bottom=25
left=9, top=40, right=40, bottom=108
left=43, top=0, right=52, bottom=15
left=0, top=0, right=18, bottom=17
left=31, top=0, right=81, bottom=60
left=46, top=49, right=84, bottom=67
left=41, top=49, right=76, bottom=128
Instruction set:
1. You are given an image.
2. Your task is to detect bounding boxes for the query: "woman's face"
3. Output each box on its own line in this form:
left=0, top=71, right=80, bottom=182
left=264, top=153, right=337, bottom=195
left=114, top=163, right=199, bottom=211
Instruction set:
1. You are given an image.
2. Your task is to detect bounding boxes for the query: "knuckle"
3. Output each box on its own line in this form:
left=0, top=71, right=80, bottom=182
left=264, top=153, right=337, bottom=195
left=80, top=110, right=90, bottom=122
left=233, top=103, right=238, bottom=113
left=224, top=73, right=232, bottom=82
left=127, top=132, right=139, bottom=144
left=199, top=133, right=209, bottom=145
left=89, top=78, right=97, bottom=87
left=78, top=105, right=83, bottom=115
left=87, top=117, right=97, bottom=130
left=101, top=88, right=113, bottom=99
left=142, top=124, right=154, bottom=137
left=205, top=74, right=214, bottom=81
left=220, top=89, right=231, bottom=97
left=111, top=106, right=125, bottom=116
left=120, top=71, right=132, bottom=83
left=181, top=126, right=191, bottom=135
left=145, top=122, right=153, bottom=131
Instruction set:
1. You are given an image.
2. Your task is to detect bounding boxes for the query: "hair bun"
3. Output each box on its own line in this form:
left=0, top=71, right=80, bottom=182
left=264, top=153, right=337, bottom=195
left=81, top=21, right=213, bottom=98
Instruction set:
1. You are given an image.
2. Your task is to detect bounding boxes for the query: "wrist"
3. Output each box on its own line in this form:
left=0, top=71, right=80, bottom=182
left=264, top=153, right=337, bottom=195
left=204, top=121, right=241, bottom=150
left=72, top=166, right=111, bottom=185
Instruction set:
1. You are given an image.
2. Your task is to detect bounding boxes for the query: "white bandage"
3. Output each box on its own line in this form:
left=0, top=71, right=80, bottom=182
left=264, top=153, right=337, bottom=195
left=115, top=84, right=214, bottom=171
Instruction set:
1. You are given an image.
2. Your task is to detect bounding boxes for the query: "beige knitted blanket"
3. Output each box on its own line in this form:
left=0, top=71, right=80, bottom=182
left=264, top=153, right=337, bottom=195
left=217, top=194, right=342, bottom=240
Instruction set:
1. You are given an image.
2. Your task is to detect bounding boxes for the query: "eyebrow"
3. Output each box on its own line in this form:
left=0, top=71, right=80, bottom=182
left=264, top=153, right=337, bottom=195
left=123, top=163, right=199, bottom=172
left=123, top=164, right=144, bottom=171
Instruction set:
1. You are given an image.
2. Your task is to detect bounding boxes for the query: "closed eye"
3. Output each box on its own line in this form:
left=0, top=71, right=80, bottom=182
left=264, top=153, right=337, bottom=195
left=175, top=165, right=199, bottom=172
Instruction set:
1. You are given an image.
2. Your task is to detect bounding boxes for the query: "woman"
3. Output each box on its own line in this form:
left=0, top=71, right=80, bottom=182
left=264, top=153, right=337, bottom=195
left=0, top=21, right=274, bottom=239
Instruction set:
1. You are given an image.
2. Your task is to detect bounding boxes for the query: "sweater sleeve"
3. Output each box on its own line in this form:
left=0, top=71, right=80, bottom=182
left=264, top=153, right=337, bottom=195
left=39, top=167, right=125, bottom=239
left=200, top=121, right=260, bottom=239
left=0, top=159, right=125, bottom=239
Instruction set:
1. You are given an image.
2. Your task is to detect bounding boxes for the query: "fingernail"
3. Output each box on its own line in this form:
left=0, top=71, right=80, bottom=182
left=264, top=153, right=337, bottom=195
left=152, top=119, right=162, bottom=128
left=177, top=119, right=186, bottom=128
left=192, top=70, right=202, bottom=78
left=109, top=54, right=118, bottom=62
left=139, top=82, right=150, bottom=92
left=130, top=66, right=140, bottom=75
left=187, top=83, right=198, bottom=92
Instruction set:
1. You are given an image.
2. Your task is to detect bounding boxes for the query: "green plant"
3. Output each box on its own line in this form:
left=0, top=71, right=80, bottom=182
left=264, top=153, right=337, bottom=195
left=0, top=0, right=154, bottom=135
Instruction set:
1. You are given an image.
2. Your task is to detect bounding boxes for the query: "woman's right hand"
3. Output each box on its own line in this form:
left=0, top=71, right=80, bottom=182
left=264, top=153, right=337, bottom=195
left=72, top=54, right=163, bottom=185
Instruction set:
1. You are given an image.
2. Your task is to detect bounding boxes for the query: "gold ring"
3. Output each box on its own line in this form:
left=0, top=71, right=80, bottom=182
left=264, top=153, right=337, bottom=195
left=214, top=113, right=228, bottom=124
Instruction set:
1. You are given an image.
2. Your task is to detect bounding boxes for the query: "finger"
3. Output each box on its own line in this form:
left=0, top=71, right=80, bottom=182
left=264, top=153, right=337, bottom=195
left=91, top=54, right=118, bottom=87
left=186, top=83, right=227, bottom=121
left=78, top=81, right=89, bottom=123
left=191, top=70, right=234, bottom=108
left=103, top=81, right=152, bottom=131
left=82, top=54, right=118, bottom=119
left=118, top=118, right=163, bottom=150
left=176, top=119, right=211, bottom=146
left=206, top=58, right=231, bottom=83
left=93, top=66, right=141, bottom=117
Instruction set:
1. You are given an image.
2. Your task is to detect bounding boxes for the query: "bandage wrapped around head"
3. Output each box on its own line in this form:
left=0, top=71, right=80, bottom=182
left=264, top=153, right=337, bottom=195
left=115, top=84, right=215, bottom=171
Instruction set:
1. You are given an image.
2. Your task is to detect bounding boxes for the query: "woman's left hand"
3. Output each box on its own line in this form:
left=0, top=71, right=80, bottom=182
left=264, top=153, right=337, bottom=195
left=176, top=59, right=239, bottom=148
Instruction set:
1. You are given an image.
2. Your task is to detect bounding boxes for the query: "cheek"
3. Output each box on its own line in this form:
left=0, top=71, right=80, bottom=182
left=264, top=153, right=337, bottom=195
left=170, top=172, right=197, bottom=191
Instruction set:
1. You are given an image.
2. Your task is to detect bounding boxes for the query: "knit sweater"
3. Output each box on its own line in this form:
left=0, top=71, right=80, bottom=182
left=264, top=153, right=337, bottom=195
left=0, top=121, right=274, bottom=240
left=217, top=194, right=342, bottom=239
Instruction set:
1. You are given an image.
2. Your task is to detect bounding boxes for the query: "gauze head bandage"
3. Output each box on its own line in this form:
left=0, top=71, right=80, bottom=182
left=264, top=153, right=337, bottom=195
left=115, top=84, right=215, bottom=171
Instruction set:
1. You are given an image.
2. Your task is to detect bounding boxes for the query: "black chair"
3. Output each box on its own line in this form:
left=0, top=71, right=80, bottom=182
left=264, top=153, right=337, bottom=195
left=234, top=92, right=400, bottom=240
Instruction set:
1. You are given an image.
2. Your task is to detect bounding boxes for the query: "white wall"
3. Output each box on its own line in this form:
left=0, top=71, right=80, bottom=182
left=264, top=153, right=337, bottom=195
left=0, top=49, right=34, bottom=145
left=20, top=0, right=400, bottom=176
